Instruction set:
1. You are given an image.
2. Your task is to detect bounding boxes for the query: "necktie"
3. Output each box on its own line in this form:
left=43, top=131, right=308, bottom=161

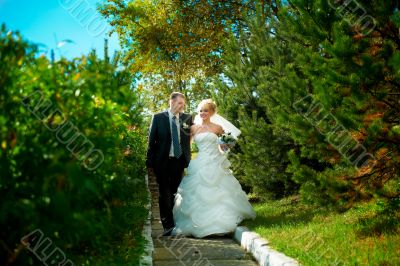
left=172, top=115, right=182, bottom=158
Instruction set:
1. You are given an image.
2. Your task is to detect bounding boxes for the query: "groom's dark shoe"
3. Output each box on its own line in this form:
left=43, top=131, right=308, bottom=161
left=162, top=227, right=174, bottom=236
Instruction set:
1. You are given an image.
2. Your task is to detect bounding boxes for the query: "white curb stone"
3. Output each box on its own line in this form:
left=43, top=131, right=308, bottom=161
left=234, top=226, right=299, bottom=266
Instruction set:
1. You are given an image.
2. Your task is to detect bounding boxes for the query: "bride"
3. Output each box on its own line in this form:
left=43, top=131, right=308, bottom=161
left=172, top=99, right=256, bottom=238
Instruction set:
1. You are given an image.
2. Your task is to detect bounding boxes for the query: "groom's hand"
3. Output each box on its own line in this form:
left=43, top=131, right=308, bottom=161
left=220, top=144, right=230, bottom=152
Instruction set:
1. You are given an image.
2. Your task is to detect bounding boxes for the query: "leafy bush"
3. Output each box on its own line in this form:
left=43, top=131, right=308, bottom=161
left=0, top=24, right=148, bottom=265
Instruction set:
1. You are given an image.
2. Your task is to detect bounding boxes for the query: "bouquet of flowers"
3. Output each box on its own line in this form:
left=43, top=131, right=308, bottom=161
left=217, top=132, right=236, bottom=151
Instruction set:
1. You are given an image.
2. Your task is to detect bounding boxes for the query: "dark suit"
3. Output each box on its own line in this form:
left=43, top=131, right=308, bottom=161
left=146, top=111, right=193, bottom=229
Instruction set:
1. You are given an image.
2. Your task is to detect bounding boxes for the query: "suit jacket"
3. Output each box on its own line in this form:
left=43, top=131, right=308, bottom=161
left=146, top=111, right=193, bottom=171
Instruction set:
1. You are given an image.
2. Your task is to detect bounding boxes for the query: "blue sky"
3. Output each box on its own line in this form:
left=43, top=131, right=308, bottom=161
left=0, top=0, right=121, bottom=59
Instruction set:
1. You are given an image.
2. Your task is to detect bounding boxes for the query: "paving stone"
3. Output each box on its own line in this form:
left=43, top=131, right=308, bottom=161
left=153, top=259, right=258, bottom=266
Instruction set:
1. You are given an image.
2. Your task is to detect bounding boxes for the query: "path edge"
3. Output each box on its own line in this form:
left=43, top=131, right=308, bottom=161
left=233, top=226, right=299, bottom=266
left=139, top=174, right=154, bottom=266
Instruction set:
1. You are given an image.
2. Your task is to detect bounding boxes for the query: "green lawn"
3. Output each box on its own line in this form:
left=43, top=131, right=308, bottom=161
left=243, top=197, right=400, bottom=266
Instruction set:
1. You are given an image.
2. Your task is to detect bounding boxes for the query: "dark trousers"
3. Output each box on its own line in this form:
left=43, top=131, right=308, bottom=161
left=155, top=156, right=185, bottom=230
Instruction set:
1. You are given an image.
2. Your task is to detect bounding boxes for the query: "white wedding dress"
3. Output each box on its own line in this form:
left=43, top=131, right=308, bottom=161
left=172, top=132, right=256, bottom=238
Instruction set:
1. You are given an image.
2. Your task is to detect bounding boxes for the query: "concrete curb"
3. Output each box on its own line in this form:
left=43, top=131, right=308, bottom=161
left=233, top=226, right=299, bottom=266
left=140, top=174, right=154, bottom=266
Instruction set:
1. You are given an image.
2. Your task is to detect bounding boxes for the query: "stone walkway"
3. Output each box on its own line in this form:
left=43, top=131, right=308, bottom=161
left=148, top=173, right=258, bottom=266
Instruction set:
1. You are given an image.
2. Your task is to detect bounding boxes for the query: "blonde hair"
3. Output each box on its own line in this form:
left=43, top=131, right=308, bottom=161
left=197, top=99, right=217, bottom=114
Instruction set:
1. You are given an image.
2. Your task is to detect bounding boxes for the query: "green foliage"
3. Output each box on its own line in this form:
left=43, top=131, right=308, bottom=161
left=98, top=0, right=256, bottom=79
left=98, top=0, right=281, bottom=114
left=138, top=73, right=214, bottom=113
left=214, top=4, right=298, bottom=199
left=216, top=1, right=400, bottom=208
left=234, top=111, right=298, bottom=199
left=0, top=24, right=148, bottom=265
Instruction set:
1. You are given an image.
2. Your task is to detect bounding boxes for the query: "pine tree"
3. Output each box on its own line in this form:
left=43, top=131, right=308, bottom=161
left=217, top=1, right=400, bottom=208
left=281, top=0, right=400, bottom=208
left=215, top=8, right=299, bottom=199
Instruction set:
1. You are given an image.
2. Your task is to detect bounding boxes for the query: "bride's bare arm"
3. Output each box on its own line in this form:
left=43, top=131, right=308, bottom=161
left=215, top=125, right=229, bottom=151
left=190, top=125, right=199, bottom=141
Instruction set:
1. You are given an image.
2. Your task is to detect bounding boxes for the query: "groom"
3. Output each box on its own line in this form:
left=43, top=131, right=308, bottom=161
left=146, top=92, right=193, bottom=236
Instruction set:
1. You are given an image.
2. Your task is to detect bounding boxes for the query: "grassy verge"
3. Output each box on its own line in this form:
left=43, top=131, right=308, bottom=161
left=243, top=196, right=400, bottom=265
left=69, top=179, right=149, bottom=266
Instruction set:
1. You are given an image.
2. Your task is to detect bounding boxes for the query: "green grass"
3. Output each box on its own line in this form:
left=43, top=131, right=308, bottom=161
left=242, top=196, right=400, bottom=266
left=69, top=182, right=150, bottom=266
